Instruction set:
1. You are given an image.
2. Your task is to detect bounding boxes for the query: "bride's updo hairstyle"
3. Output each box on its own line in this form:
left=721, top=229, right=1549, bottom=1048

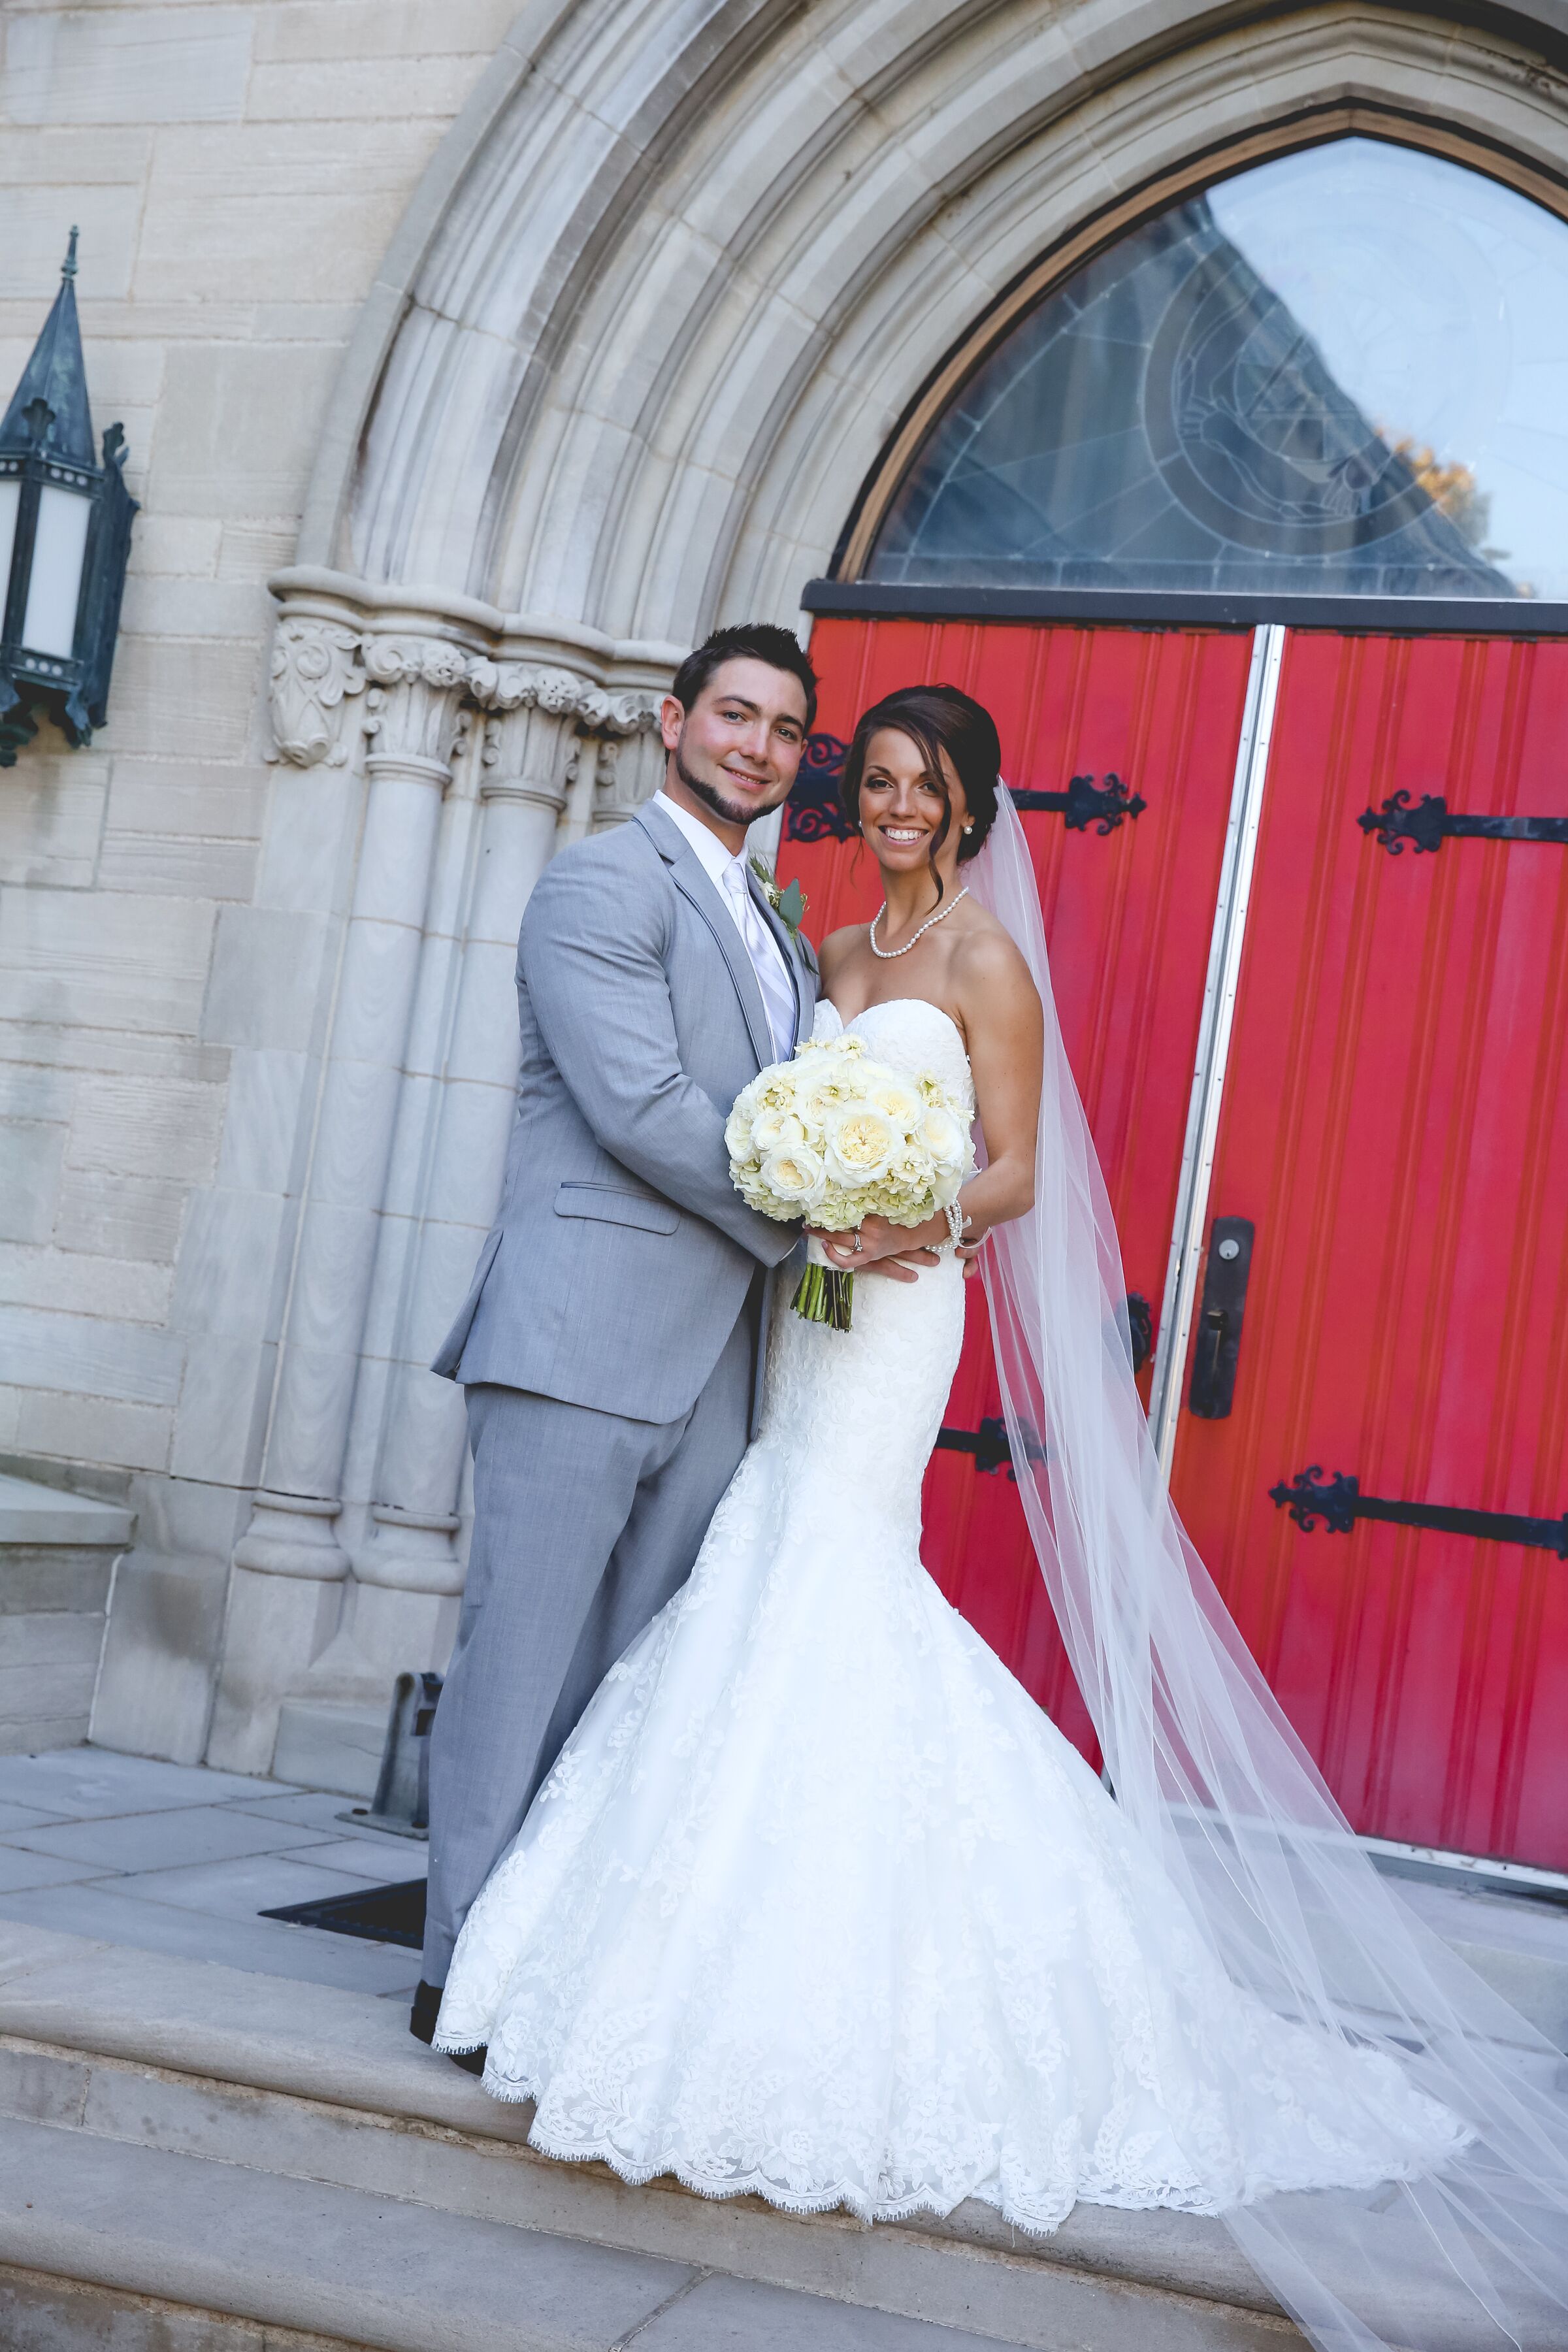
left=839, top=685, right=1002, bottom=904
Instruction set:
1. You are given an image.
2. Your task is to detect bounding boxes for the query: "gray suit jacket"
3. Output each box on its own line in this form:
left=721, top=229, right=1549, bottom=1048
left=433, top=800, right=817, bottom=1426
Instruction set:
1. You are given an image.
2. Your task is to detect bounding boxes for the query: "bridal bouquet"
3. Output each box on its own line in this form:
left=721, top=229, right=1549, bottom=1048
left=725, top=1031, right=975, bottom=1331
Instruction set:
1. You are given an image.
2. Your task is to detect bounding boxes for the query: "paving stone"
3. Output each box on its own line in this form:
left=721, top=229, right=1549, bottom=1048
left=0, top=1848, right=103, bottom=1896
left=0, top=1800, right=67, bottom=1834
left=7, top=1805, right=333, bottom=1874
left=287, top=1837, right=427, bottom=1886
left=112, top=1852, right=385, bottom=1925
left=222, top=1789, right=420, bottom=1843
left=0, top=1884, right=419, bottom=1996
left=0, top=1749, right=286, bottom=1820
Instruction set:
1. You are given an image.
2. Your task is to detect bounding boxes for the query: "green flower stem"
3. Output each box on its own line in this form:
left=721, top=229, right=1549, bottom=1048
left=792, top=1260, right=855, bottom=1333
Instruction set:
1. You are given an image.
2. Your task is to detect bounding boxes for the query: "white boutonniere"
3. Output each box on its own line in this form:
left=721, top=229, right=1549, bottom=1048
left=749, top=854, right=808, bottom=942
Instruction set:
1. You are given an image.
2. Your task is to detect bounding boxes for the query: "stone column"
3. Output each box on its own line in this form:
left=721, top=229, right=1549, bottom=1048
left=208, top=629, right=471, bottom=1774
left=586, top=689, right=664, bottom=830
left=350, top=662, right=589, bottom=1620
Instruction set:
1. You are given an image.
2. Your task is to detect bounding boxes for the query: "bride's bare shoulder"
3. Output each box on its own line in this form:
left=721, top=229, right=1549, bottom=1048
left=817, top=924, right=866, bottom=985
left=951, top=904, right=1037, bottom=992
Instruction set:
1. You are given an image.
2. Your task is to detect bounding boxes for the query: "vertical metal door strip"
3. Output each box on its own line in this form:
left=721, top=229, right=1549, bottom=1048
left=1149, top=623, right=1286, bottom=1474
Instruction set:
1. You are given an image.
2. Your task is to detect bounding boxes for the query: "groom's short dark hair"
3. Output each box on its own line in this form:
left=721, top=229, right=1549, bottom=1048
left=672, top=624, right=818, bottom=732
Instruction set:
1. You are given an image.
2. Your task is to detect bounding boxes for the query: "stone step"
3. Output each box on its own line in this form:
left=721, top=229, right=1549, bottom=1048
left=3, top=1917, right=1562, bottom=2352
left=6, top=2110, right=1128, bottom=2352
left=0, top=1921, right=1301, bottom=2352
left=0, top=1473, right=132, bottom=1756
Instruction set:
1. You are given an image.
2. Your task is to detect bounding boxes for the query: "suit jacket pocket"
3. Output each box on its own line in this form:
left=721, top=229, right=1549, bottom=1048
left=553, top=1181, right=680, bottom=1236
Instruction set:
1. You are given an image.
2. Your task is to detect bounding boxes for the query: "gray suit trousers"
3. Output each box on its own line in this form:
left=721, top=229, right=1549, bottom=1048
left=421, top=1288, right=759, bottom=1984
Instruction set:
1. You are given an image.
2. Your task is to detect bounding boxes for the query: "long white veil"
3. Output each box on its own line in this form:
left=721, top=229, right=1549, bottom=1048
left=970, top=783, right=1568, bottom=2352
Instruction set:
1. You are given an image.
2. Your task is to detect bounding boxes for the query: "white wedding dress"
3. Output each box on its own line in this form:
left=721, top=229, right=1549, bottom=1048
left=434, top=997, right=1465, bottom=2234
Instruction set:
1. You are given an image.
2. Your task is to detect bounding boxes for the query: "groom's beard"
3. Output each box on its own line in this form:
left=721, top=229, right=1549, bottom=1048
left=673, top=744, right=783, bottom=832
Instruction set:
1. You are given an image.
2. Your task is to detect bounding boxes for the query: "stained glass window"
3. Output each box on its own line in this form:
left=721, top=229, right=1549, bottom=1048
left=866, top=139, right=1568, bottom=600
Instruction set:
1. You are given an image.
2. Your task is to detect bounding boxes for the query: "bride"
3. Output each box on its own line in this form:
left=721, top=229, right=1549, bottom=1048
left=436, top=687, right=1568, bottom=2349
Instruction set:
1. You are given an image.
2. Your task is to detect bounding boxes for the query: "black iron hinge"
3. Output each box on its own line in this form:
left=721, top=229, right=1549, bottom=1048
left=787, top=736, right=1145, bottom=844
left=1270, top=1466, right=1568, bottom=1558
left=1359, top=792, right=1568, bottom=855
left=934, top=1298, right=1151, bottom=1479
left=936, top=1416, right=1014, bottom=1476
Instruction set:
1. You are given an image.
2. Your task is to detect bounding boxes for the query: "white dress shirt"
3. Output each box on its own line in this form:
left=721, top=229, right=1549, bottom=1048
left=652, top=791, right=797, bottom=1062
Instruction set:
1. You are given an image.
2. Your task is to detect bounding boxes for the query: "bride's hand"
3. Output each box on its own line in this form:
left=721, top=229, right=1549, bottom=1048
left=956, top=1226, right=988, bottom=1279
left=808, top=1216, right=942, bottom=1284
left=860, top=1249, right=941, bottom=1284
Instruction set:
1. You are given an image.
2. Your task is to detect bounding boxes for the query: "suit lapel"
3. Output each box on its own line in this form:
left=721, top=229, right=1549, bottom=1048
left=747, top=866, right=811, bottom=1049
left=636, top=802, right=775, bottom=1070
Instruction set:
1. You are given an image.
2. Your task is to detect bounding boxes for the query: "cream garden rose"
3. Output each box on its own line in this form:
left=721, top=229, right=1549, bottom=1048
left=824, top=1105, right=898, bottom=1187
left=920, top=1105, right=966, bottom=1170
left=727, top=1036, right=977, bottom=1259
left=751, top=1105, right=806, bottom=1154
left=759, top=1142, right=827, bottom=1208
left=868, top=1075, right=923, bottom=1128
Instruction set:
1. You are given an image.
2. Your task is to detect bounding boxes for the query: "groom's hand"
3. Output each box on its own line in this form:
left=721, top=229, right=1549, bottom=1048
left=809, top=1217, right=941, bottom=1285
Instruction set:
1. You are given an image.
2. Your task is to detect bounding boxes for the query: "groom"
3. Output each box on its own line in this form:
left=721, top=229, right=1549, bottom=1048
left=414, top=623, right=851, bottom=2051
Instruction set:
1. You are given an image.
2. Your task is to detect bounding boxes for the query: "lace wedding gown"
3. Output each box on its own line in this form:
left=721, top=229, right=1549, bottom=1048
left=434, top=997, right=1465, bottom=2234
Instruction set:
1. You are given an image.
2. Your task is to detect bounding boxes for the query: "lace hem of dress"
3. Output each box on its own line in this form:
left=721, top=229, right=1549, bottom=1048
left=428, top=2040, right=1461, bottom=2238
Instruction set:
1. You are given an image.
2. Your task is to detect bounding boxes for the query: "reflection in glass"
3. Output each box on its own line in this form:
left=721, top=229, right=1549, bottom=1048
left=21, top=483, right=90, bottom=659
left=867, top=139, right=1568, bottom=598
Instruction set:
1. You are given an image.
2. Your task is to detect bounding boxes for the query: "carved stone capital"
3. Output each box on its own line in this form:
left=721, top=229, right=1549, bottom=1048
left=586, top=689, right=664, bottom=826
left=471, top=660, right=598, bottom=815
left=269, top=616, right=365, bottom=768
left=577, top=685, right=660, bottom=738
left=362, top=635, right=472, bottom=780
left=467, top=657, right=587, bottom=717
left=265, top=570, right=680, bottom=810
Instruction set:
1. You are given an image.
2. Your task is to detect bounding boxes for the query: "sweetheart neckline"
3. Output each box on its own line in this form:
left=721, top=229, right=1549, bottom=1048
left=820, top=996, right=967, bottom=1054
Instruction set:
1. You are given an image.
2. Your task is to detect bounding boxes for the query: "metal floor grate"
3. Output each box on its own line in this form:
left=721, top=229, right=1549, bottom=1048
left=260, top=1878, right=427, bottom=1949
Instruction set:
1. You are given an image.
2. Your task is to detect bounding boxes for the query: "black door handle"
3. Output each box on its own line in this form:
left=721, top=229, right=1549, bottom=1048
left=1188, top=1217, right=1254, bottom=1419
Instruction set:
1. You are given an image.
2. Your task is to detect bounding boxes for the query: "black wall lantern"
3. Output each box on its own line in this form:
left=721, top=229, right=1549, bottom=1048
left=0, top=231, right=137, bottom=767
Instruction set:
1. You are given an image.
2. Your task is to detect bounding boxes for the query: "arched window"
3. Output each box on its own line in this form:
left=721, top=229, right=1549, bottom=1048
left=865, top=139, right=1568, bottom=600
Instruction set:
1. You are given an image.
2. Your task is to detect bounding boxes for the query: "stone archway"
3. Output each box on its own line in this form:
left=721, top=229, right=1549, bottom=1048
left=209, top=0, right=1568, bottom=1786
left=318, top=0, right=1568, bottom=628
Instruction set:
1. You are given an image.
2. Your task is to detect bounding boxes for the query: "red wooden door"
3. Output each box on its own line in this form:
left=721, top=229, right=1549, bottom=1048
left=1169, top=633, right=1568, bottom=1868
left=782, top=617, right=1254, bottom=1750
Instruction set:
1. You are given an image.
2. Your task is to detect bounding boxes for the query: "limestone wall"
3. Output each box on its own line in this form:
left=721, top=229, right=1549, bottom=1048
left=0, top=1, right=518, bottom=1757
left=2, top=0, right=1565, bottom=1786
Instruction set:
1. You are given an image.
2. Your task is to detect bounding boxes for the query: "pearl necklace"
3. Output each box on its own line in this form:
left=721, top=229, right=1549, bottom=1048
left=869, top=887, right=970, bottom=960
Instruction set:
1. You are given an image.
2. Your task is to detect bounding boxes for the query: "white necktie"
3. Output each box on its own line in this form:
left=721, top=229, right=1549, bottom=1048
left=723, top=860, right=796, bottom=1064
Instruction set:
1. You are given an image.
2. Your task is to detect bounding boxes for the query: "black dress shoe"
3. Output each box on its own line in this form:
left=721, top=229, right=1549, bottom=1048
left=409, top=1979, right=487, bottom=2076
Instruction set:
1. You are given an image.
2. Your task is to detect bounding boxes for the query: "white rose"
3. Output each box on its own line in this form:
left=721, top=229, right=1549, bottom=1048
left=760, top=1141, right=826, bottom=1209
left=796, top=1071, right=855, bottom=1124
left=751, top=1106, right=806, bottom=1155
left=891, top=1143, right=936, bottom=1193
left=921, top=1106, right=966, bottom=1169
left=726, top=1103, right=758, bottom=1162
left=868, top=1076, right=922, bottom=1129
left=823, top=1103, right=898, bottom=1187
